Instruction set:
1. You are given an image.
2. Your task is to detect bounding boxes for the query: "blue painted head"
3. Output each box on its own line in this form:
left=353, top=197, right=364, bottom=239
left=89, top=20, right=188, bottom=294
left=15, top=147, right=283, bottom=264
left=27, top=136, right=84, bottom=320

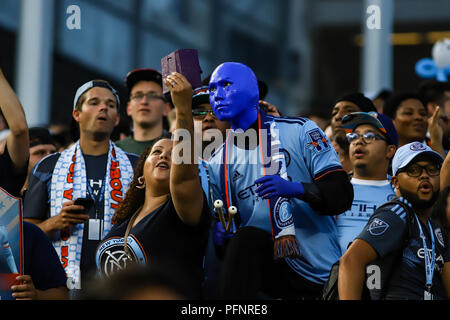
left=209, top=62, right=259, bottom=130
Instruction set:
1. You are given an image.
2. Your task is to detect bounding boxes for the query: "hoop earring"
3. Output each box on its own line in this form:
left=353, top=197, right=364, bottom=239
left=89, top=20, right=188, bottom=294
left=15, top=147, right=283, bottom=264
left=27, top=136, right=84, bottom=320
left=136, top=176, right=145, bottom=189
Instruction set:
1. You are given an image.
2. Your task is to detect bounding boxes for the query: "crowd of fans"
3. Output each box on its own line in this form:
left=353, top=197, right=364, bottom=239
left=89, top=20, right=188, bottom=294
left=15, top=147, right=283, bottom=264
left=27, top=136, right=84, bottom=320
left=0, top=57, right=449, bottom=301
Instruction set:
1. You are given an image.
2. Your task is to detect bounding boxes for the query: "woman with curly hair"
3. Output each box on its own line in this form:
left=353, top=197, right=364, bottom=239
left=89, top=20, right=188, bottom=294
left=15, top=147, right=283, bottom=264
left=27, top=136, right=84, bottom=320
left=95, top=73, right=210, bottom=299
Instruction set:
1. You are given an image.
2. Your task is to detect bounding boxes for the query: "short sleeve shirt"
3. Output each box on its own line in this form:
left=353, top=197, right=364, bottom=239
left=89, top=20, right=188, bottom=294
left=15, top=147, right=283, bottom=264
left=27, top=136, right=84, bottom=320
left=357, top=201, right=450, bottom=300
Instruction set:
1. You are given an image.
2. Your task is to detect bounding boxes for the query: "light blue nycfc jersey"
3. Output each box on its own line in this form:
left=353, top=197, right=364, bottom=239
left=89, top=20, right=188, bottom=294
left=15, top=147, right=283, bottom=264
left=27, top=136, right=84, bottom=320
left=336, top=178, right=396, bottom=255
left=207, top=116, right=344, bottom=284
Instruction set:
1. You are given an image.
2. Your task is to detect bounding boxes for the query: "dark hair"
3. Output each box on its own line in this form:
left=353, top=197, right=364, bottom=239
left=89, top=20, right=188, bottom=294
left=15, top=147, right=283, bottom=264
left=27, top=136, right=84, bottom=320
left=334, top=92, right=377, bottom=114
left=111, top=136, right=171, bottom=224
left=374, top=89, right=393, bottom=102
left=431, top=187, right=450, bottom=231
left=382, top=92, right=426, bottom=120
left=418, top=80, right=450, bottom=106
left=81, top=261, right=191, bottom=300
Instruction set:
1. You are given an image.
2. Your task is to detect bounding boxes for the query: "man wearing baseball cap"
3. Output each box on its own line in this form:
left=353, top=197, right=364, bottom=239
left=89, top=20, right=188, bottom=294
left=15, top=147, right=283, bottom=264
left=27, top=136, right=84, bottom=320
left=330, top=93, right=378, bottom=173
left=336, top=112, right=398, bottom=254
left=339, top=141, right=450, bottom=300
left=20, top=127, right=57, bottom=196
left=23, top=80, right=138, bottom=296
left=115, top=68, right=171, bottom=156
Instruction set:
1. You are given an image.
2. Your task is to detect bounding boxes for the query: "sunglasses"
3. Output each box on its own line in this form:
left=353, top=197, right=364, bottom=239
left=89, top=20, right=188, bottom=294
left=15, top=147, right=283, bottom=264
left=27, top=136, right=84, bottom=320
left=192, top=110, right=217, bottom=120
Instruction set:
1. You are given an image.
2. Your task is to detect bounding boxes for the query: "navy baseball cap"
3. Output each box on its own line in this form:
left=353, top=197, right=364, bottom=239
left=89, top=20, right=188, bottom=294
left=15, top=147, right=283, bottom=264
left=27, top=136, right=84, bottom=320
left=125, top=68, right=162, bottom=93
left=192, top=85, right=210, bottom=108
left=392, top=141, right=443, bottom=176
left=342, top=111, right=399, bottom=147
left=73, top=80, right=120, bottom=110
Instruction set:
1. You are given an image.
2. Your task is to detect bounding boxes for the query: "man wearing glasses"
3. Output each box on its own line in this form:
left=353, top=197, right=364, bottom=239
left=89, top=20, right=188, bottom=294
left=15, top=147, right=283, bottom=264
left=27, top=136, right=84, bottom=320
left=339, top=141, right=450, bottom=300
left=336, top=112, right=398, bottom=254
left=116, top=68, right=171, bottom=156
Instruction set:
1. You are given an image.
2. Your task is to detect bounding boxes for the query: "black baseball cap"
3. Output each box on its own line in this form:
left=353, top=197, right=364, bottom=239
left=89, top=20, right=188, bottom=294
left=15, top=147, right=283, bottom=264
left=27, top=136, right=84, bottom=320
left=125, top=68, right=163, bottom=94
left=29, top=127, right=55, bottom=148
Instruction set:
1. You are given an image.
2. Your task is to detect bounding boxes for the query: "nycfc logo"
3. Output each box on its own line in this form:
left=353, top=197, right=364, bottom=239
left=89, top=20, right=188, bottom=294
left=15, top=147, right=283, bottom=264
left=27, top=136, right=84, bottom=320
left=96, top=236, right=146, bottom=278
left=435, top=228, right=445, bottom=247
left=410, top=142, right=427, bottom=152
left=274, top=198, right=293, bottom=228
left=367, top=218, right=389, bottom=236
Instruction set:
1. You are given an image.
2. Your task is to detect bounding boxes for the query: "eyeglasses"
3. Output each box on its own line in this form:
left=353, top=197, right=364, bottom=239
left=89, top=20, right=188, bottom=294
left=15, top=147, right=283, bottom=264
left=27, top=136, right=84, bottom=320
left=130, top=92, right=167, bottom=102
left=398, top=164, right=441, bottom=177
left=347, top=131, right=386, bottom=144
left=192, top=110, right=217, bottom=120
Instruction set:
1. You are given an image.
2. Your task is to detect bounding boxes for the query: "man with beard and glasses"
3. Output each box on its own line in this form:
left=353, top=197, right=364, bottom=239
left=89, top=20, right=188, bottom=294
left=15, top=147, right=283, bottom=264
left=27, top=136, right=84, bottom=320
left=339, top=141, right=450, bottom=300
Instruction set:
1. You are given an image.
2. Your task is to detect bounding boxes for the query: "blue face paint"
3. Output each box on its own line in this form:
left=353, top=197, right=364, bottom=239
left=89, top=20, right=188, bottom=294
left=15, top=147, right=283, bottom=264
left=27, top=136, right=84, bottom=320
left=209, top=62, right=259, bottom=131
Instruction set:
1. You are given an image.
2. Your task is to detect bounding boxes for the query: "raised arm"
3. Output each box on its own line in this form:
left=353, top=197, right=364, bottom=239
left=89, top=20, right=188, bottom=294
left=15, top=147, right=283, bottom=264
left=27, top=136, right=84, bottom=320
left=164, top=72, right=204, bottom=226
left=441, top=151, right=450, bottom=190
left=0, top=68, right=29, bottom=171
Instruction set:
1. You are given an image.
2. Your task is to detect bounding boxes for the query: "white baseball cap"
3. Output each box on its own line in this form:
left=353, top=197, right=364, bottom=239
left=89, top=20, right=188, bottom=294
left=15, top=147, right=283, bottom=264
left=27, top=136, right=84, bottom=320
left=392, top=141, right=443, bottom=176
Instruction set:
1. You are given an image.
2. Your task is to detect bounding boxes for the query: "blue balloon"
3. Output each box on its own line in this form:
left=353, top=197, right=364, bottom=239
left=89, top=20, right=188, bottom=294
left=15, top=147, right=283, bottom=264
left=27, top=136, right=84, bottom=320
left=209, top=62, right=259, bottom=131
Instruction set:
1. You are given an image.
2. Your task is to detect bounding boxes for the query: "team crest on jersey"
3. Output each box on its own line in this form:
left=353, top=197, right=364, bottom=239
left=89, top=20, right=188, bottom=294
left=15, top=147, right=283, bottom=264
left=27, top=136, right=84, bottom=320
left=306, top=129, right=330, bottom=153
left=435, top=228, right=445, bottom=247
left=96, top=236, right=147, bottom=278
left=367, top=218, right=389, bottom=236
left=274, top=198, right=294, bottom=229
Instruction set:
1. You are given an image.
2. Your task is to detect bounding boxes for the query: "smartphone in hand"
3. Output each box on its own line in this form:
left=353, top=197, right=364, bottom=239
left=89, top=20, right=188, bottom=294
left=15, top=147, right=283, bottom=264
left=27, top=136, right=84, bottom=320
left=73, top=197, right=94, bottom=213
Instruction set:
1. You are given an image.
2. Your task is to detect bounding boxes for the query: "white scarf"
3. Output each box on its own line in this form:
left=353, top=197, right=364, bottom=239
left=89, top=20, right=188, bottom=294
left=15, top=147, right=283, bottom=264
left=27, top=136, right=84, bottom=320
left=50, top=140, right=133, bottom=289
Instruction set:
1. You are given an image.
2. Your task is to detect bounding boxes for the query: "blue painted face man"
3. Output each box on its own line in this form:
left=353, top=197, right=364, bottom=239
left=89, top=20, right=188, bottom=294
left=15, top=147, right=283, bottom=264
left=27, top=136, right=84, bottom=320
left=209, top=62, right=259, bottom=131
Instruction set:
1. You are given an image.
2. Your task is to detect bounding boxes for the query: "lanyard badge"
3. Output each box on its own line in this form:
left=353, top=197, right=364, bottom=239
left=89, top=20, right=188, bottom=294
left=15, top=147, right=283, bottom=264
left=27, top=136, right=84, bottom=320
left=414, top=215, right=435, bottom=300
left=86, top=178, right=106, bottom=241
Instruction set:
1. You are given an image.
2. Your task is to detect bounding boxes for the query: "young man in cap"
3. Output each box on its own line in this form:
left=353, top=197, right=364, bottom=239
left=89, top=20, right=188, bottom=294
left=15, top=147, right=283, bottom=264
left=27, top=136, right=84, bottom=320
left=115, top=68, right=171, bottom=156
left=206, top=62, right=353, bottom=299
left=21, top=127, right=57, bottom=196
left=330, top=93, right=378, bottom=173
left=336, top=112, right=398, bottom=254
left=339, top=141, right=450, bottom=300
left=23, top=80, right=138, bottom=295
left=192, top=85, right=230, bottom=162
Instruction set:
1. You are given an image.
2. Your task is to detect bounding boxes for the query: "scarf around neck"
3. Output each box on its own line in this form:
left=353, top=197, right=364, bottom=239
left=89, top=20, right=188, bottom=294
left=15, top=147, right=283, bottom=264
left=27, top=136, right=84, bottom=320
left=220, top=111, right=301, bottom=259
left=50, top=140, right=133, bottom=289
